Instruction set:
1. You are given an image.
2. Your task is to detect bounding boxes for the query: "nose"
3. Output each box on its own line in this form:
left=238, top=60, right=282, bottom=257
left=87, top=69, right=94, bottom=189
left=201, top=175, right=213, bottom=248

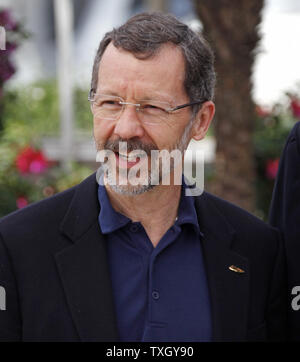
left=113, top=105, right=145, bottom=140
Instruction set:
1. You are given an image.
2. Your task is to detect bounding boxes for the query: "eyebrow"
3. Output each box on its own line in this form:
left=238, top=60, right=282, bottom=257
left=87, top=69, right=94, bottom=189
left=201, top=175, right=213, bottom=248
left=95, top=88, right=120, bottom=97
left=96, top=88, right=174, bottom=105
left=141, top=92, right=174, bottom=104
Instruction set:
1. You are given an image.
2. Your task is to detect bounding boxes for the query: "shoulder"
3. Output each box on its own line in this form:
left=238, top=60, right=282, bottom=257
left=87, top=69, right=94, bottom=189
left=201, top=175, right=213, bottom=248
left=0, top=183, right=77, bottom=254
left=290, top=121, right=300, bottom=140
left=0, top=172, right=98, bottom=251
left=0, top=172, right=99, bottom=286
left=197, top=192, right=280, bottom=248
left=0, top=173, right=97, bottom=236
left=285, top=121, right=300, bottom=154
left=0, top=185, right=75, bottom=231
left=275, top=122, right=300, bottom=184
left=200, top=191, right=274, bottom=228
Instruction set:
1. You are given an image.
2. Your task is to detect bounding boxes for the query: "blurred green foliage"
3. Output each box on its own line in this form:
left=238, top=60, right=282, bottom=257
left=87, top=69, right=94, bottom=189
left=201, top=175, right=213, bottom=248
left=0, top=80, right=94, bottom=217
left=1, top=79, right=92, bottom=141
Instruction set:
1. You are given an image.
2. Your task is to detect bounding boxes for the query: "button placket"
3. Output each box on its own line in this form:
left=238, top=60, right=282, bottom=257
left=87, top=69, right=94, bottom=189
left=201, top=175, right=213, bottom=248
left=152, top=290, right=160, bottom=300
left=148, top=253, right=163, bottom=328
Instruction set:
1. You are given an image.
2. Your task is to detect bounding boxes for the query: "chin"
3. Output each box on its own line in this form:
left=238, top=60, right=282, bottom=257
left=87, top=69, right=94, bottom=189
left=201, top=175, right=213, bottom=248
left=109, top=183, right=156, bottom=196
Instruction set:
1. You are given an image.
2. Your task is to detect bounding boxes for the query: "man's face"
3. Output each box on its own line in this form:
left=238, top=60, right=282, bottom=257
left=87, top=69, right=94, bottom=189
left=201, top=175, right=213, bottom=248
left=93, top=42, right=195, bottom=195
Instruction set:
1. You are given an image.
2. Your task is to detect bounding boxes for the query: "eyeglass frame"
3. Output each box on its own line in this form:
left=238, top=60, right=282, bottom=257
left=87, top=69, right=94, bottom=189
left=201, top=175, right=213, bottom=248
left=88, top=89, right=207, bottom=115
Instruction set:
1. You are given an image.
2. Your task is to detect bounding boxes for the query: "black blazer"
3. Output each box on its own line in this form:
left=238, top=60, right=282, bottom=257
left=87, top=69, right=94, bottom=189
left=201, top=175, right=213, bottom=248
left=269, top=121, right=300, bottom=341
left=0, top=173, right=287, bottom=341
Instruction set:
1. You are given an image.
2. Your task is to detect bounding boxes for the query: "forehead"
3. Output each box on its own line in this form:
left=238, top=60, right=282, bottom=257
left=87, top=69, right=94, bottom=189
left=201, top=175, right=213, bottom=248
left=97, top=42, right=187, bottom=102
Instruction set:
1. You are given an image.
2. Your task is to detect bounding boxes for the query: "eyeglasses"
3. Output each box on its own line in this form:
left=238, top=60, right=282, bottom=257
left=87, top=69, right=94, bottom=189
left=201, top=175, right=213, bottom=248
left=88, top=91, right=207, bottom=125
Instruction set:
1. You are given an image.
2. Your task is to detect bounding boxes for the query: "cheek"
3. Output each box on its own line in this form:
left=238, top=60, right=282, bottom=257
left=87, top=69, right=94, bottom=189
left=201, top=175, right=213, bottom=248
left=150, top=122, right=184, bottom=149
left=93, top=117, right=115, bottom=141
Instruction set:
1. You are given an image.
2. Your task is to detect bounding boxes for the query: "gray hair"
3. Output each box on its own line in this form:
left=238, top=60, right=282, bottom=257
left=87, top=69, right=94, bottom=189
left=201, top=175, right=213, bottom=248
left=91, top=12, right=216, bottom=113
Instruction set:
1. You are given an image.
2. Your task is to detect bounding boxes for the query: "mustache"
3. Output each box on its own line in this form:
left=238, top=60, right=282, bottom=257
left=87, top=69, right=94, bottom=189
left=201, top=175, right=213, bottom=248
left=98, top=138, right=158, bottom=155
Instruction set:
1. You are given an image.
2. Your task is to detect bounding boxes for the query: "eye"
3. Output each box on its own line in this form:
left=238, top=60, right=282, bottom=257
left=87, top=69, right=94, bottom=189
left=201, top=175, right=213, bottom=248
left=142, top=104, right=166, bottom=114
left=96, top=99, right=121, bottom=108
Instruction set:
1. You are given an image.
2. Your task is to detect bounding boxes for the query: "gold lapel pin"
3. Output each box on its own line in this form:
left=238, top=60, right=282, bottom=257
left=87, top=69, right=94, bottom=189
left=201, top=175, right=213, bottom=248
left=229, top=265, right=245, bottom=274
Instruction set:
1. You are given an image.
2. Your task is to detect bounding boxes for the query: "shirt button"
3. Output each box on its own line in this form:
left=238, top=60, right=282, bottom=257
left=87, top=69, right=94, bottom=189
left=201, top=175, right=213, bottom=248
left=152, top=291, right=160, bottom=300
left=130, top=224, right=139, bottom=232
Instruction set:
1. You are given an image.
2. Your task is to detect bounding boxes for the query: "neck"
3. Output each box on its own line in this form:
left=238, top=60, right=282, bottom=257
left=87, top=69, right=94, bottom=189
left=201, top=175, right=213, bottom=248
left=105, top=183, right=181, bottom=247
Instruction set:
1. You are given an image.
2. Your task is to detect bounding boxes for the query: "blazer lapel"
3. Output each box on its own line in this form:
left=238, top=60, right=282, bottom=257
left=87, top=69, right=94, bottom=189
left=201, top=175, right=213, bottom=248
left=195, top=193, right=250, bottom=342
left=55, top=174, right=118, bottom=341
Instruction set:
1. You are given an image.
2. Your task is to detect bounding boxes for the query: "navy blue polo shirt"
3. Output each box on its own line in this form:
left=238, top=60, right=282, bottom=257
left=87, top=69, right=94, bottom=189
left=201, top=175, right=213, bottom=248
left=98, top=181, right=212, bottom=342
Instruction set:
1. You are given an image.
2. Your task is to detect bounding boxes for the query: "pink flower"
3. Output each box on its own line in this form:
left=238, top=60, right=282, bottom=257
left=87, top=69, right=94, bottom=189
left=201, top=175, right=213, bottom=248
left=0, top=9, right=17, bottom=31
left=16, top=196, right=28, bottom=209
left=265, top=159, right=279, bottom=180
left=291, top=99, right=300, bottom=119
left=29, top=160, right=47, bottom=174
left=16, top=146, right=48, bottom=174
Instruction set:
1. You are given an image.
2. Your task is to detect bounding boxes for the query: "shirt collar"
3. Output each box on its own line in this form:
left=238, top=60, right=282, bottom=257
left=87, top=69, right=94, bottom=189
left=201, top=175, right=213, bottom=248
left=98, top=185, right=131, bottom=234
left=175, top=177, right=202, bottom=235
left=98, top=176, right=202, bottom=235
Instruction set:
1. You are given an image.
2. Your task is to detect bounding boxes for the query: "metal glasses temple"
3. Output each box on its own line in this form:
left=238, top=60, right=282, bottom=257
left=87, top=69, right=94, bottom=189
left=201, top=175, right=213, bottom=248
left=170, top=100, right=207, bottom=112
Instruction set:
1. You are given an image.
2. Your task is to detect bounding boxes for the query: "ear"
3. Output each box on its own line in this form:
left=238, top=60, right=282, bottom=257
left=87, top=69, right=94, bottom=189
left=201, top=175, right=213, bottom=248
left=191, top=101, right=215, bottom=141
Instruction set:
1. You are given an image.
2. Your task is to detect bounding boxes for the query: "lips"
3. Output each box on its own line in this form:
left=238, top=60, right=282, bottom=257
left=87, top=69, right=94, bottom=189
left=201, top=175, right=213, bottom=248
left=118, top=152, right=141, bottom=162
left=115, top=151, right=144, bottom=169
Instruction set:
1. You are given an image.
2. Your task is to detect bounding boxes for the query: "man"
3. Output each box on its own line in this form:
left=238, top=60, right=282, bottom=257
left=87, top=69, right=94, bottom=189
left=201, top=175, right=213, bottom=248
left=269, top=121, right=300, bottom=341
left=0, top=12, right=286, bottom=342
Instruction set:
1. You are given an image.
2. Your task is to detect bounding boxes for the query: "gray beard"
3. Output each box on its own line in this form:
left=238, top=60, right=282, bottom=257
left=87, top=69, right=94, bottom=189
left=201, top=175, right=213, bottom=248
left=104, top=168, right=157, bottom=196
left=96, top=118, right=194, bottom=196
